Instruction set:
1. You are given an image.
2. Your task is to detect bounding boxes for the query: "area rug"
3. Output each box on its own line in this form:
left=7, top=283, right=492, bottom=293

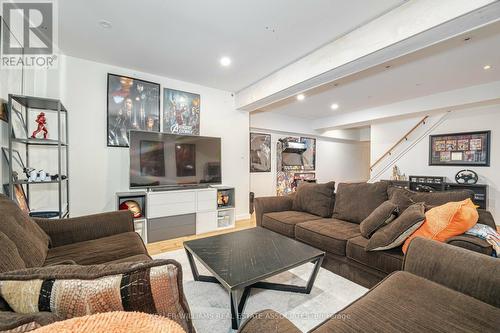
left=153, top=249, right=367, bottom=333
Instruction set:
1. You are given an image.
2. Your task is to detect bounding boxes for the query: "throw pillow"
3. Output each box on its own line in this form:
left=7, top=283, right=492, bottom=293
left=402, top=198, right=479, bottom=253
left=0, top=260, right=194, bottom=333
left=359, top=201, right=399, bottom=238
left=332, top=182, right=389, bottom=224
left=292, top=181, right=335, bottom=218
left=388, top=188, right=415, bottom=212
left=366, top=202, right=425, bottom=251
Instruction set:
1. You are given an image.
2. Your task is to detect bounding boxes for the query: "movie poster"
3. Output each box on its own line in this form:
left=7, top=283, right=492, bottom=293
left=107, top=74, right=160, bottom=147
left=163, top=88, right=200, bottom=135
left=250, top=133, right=271, bottom=172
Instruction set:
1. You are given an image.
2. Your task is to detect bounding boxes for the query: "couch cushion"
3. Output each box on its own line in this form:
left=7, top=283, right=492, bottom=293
left=292, top=181, right=335, bottom=218
left=388, top=187, right=474, bottom=207
left=295, top=219, right=360, bottom=256
left=0, top=230, right=26, bottom=273
left=0, top=217, right=48, bottom=268
left=311, top=271, right=500, bottom=333
left=346, top=236, right=403, bottom=274
left=262, top=211, right=321, bottom=238
left=332, top=182, right=389, bottom=224
left=0, top=195, right=49, bottom=268
left=44, top=232, right=149, bottom=266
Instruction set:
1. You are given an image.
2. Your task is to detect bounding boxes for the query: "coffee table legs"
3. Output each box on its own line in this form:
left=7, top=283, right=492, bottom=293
left=252, top=256, right=323, bottom=294
left=186, top=249, right=323, bottom=330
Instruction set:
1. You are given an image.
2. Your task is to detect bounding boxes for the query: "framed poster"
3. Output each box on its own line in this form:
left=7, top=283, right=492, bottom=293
left=2, top=148, right=26, bottom=180
left=250, top=132, right=271, bottom=172
left=429, top=131, right=490, bottom=166
left=163, top=88, right=200, bottom=135
left=0, top=99, right=7, bottom=122
left=3, top=184, right=29, bottom=214
left=107, top=73, right=160, bottom=147
left=300, top=137, right=316, bottom=171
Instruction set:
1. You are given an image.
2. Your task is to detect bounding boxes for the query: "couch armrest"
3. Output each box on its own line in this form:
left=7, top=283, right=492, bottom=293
left=445, top=234, right=493, bottom=256
left=477, top=209, right=497, bottom=229
left=254, top=195, right=294, bottom=226
left=34, top=210, right=134, bottom=247
left=403, top=237, right=500, bottom=307
left=238, top=310, right=302, bottom=333
left=0, top=311, right=62, bottom=332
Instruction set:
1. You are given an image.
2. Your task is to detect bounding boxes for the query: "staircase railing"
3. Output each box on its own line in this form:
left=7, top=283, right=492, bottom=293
left=370, top=116, right=428, bottom=172
left=369, top=112, right=451, bottom=182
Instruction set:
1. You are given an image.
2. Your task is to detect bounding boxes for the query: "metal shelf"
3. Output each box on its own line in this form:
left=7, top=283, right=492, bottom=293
left=13, top=178, right=68, bottom=185
left=7, top=94, right=70, bottom=218
left=10, top=94, right=68, bottom=112
left=12, top=137, right=68, bottom=146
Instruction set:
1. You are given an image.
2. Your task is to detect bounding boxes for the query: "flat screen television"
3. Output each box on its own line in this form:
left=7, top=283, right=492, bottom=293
left=129, top=130, right=221, bottom=188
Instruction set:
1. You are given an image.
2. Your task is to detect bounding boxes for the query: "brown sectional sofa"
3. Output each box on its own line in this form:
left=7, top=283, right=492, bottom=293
left=239, top=237, right=500, bottom=333
left=0, top=194, right=193, bottom=332
left=255, top=182, right=497, bottom=288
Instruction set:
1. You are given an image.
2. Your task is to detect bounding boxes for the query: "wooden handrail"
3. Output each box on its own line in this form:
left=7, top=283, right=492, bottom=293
left=370, top=116, right=429, bottom=171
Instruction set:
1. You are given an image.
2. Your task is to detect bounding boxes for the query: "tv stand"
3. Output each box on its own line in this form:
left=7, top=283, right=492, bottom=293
left=143, top=186, right=234, bottom=243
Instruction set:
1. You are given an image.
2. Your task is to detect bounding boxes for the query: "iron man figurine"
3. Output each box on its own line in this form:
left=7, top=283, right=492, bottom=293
left=31, top=112, right=48, bottom=139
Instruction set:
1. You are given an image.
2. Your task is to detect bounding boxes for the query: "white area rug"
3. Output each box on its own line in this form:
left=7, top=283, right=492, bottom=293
left=153, top=249, right=368, bottom=333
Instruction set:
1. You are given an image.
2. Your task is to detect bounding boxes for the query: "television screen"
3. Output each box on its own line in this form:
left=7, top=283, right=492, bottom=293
left=130, top=131, right=221, bottom=188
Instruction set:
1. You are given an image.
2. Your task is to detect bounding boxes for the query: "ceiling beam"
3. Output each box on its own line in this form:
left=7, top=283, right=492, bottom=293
left=235, top=0, right=500, bottom=111
left=310, top=81, right=500, bottom=130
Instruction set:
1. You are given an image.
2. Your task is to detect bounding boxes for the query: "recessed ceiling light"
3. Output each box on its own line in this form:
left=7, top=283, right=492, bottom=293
left=330, top=103, right=339, bottom=110
left=220, top=56, right=231, bottom=67
left=296, top=94, right=305, bottom=101
left=483, top=64, right=492, bottom=70
left=98, top=20, right=112, bottom=29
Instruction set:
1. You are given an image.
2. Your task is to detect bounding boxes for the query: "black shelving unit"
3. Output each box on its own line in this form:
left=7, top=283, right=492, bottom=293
left=7, top=94, right=69, bottom=218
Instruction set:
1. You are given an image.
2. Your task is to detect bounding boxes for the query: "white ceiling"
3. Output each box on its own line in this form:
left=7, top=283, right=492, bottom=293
left=265, top=21, right=500, bottom=120
left=58, top=0, right=405, bottom=92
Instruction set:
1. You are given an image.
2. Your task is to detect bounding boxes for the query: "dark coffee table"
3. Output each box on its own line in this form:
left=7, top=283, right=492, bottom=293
left=184, top=227, right=325, bottom=329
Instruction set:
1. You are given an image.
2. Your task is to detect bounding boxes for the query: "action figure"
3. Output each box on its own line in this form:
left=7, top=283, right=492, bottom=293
left=31, top=112, right=48, bottom=139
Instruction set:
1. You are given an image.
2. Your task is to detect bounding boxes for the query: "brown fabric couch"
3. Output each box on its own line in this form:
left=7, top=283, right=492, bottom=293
left=254, top=182, right=496, bottom=288
left=0, top=194, right=193, bottom=332
left=238, top=237, right=500, bottom=333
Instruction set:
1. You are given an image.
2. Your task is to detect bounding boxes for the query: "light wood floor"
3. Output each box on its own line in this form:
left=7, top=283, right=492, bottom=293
left=146, top=216, right=256, bottom=255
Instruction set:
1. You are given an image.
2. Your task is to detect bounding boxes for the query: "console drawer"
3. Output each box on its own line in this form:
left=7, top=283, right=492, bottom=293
left=147, top=214, right=195, bottom=242
left=148, top=191, right=196, bottom=218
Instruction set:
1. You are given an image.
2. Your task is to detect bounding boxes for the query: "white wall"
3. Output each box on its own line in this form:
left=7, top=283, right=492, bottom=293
left=2, top=54, right=250, bottom=220
left=249, top=129, right=370, bottom=198
left=58, top=56, right=249, bottom=219
left=370, top=104, right=500, bottom=223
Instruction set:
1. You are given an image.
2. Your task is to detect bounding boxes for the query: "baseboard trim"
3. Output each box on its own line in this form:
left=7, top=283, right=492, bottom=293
left=236, top=213, right=251, bottom=221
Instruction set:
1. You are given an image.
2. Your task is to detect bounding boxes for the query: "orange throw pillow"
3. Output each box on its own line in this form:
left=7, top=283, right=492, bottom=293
left=402, top=198, right=478, bottom=253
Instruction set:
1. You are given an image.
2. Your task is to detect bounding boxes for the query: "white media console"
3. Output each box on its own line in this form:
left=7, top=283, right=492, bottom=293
left=116, top=186, right=235, bottom=244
